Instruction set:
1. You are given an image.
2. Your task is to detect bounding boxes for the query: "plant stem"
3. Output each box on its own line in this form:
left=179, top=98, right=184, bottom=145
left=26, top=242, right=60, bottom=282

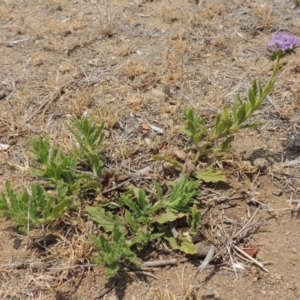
left=254, top=53, right=281, bottom=111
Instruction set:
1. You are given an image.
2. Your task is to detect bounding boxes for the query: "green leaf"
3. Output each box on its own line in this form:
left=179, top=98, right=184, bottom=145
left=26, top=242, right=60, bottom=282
left=179, top=127, right=193, bottom=138
left=136, top=189, right=150, bottom=211
left=248, top=79, right=257, bottom=109
left=187, top=204, right=202, bottom=233
left=163, top=235, right=181, bottom=250
left=153, top=181, right=163, bottom=200
left=181, top=239, right=197, bottom=254
left=236, top=103, right=246, bottom=125
left=165, top=176, right=199, bottom=213
left=219, top=136, right=234, bottom=152
left=232, top=96, right=239, bottom=122
left=89, top=224, right=141, bottom=276
left=124, top=209, right=138, bottom=233
left=222, top=106, right=231, bottom=122
left=118, top=192, right=147, bottom=218
left=66, top=118, right=105, bottom=177
left=214, top=114, right=222, bottom=136
left=87, top=206, right=125, bottom=233
left=239, top=122, right=265, bottom=129
left=0, top=180, right=72, bottom=231
left=152, top=212, right=181, bottom=224
left=90, top=234, right=121, bottom=276
left=257, top=78, right=263, bottom=98
left=163, top=230, right=197, bottom=254
left=196, top=168, right=225, bottom=183
left=187, top=119, right=196, bottom=136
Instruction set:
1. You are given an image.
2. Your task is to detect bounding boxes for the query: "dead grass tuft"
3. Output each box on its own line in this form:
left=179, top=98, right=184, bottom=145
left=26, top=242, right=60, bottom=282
left=118, top=58, right=149, bottom=79
left=161, top=6, right=181, bottom=23
left=253, top=4, right=276, bottom=31
left=98, top=21, right=116, bottom=37
left=44, top=0, right=68, bottom=12
left=153, top=289, right=177, bottom=300
left=68, top=87, right=96, bottom=118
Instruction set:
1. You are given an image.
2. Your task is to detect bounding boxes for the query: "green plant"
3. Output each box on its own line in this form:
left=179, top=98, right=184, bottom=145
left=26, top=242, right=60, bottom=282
left=181, top=77, right=272, bottom=161
left=0, top=118, right=106, bottom=230
left=29, top=118, right=104, bottom=195
left=180, top=34, right=299, bottom=162
left=87, top=176, right=202, bottom=275
left=29, top=137, right=86, bottom=194
left=66, top=118, right=105, bottom=177
left=0, top=180, right=73, bottom=231
left=89, top=224, right=141, bottom=276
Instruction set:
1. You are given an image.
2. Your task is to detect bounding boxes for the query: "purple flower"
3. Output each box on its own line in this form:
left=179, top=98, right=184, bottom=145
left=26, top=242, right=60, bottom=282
left=266, top=33, right=300, bottom=53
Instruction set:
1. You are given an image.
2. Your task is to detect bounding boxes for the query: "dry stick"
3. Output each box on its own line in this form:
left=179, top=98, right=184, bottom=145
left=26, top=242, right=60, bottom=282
left=26, top=83, right=73, bottom=124
left=102, top=179, right=132, bottom=194
left=41, top=84, right=72, bottom=124
left=227, top=244, right=239, bottom=278
left=124, top=264, right=159, bottom=280
left=143, top=259, right=177, bottom=267
left=232, top=247, right=256, bottom=265
left=129, top=271, right=159, bottom=280
left=183, top=246, right=215, bottom=300
left=0, top=37, right=34, bottom=47
left=233, top=207, right=259, bottom=239
left=210, top=208, right=260, bottom=264
left=26, top=89, right=60, bottom=123
left=98, top=278, right=119, bottom=298
left=47, top=264, right=98, bottom=271
left=232, top=244, right=268, bottom=273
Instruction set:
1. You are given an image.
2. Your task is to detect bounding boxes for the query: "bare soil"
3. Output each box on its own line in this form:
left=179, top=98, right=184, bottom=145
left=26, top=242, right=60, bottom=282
left=1, top=0, right=300, bottom=299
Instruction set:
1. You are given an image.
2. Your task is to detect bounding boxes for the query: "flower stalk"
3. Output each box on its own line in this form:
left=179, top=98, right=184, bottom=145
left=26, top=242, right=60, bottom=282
left=180, top=33, right=300, bottom=162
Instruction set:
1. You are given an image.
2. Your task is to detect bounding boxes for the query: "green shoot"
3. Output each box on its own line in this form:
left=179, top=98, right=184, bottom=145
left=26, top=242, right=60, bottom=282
left=0, top=181, right=73, bottom=231
left=87, top=176, right=202, bottom=275
left=66, top=118, right=105, bottom=177
left=180, top=54, right=281, bottom=161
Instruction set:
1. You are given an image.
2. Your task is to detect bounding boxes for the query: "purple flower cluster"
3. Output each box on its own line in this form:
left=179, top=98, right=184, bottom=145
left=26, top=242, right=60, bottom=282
left=266, top=33, right=300, bottom=53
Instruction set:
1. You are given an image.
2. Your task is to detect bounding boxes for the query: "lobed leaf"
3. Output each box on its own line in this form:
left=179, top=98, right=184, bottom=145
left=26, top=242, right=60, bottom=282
left=87, top=206, right=125, bottom=233
left=196, top=168, right=225, bottom=183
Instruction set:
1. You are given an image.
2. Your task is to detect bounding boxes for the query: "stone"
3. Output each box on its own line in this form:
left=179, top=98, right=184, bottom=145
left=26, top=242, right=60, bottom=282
left=253, top=158, right=268, bottom=170
left=194, top=240, right=211, bottom=257
left=272, top=188, right=282, bottom=196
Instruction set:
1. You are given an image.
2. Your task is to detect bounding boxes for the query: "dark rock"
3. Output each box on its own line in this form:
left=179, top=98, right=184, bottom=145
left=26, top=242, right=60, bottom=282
left=0, top=91, right=7, bottom=100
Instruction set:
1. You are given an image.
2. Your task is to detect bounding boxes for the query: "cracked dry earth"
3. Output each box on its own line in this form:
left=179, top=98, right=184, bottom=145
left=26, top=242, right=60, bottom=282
left=1, top=0, right=300, bottom=299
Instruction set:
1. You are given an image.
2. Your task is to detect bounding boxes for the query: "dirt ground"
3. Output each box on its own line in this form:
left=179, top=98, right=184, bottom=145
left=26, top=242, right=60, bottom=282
left=1, top=0, right=300, bottom=299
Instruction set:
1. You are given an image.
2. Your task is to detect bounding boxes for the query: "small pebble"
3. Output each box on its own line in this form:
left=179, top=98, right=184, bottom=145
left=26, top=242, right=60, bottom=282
left=151, top=88, right=166, bottom=99
left=253, top=158, right=268, bottom=170
left=291, top=247, right=297, bottom=254
left=272, top=188, right=282, bottom=196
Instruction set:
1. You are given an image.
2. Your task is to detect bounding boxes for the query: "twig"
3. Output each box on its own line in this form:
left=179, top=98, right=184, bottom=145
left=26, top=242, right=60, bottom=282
left=98, top=278, right=119, bottom=298
left=47, top=264, right=98, bottom=270
left=191, top=246, right=215, bottom=282
left=143, top=259, right=177, bottom=267
left=232, top=244, right=268, bottom=273
left=233, top=208, right=260, bottom=239
left=102, top=179, right=132, bottom=194
left=129, top=271, right=159, bottom=280
left=26, top=83, right=73, bottom=123
left=183, top=246, right=216, bottom=300
left=0, top=37, right=34, bottom=47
